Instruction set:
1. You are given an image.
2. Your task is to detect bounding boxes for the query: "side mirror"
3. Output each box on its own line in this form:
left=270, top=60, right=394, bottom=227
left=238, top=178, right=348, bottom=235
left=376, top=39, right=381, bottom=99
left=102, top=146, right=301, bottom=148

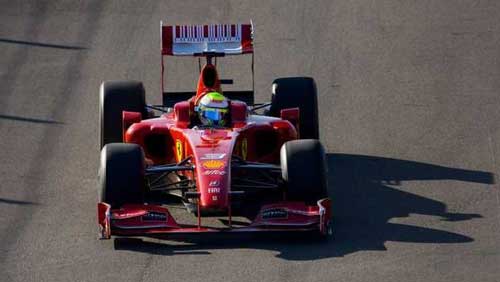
left=122, top=111, right=142, bottom=141
left=280, top=108, right=300, bottom=135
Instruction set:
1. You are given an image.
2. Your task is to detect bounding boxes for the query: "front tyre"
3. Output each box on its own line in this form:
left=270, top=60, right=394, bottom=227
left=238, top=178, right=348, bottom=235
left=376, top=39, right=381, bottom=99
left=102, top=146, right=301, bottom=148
left=269, top=77, right=320, bottom=139
left=280, top=139, right=328, bottom=203
left=98, top=143, right=145, bottom=208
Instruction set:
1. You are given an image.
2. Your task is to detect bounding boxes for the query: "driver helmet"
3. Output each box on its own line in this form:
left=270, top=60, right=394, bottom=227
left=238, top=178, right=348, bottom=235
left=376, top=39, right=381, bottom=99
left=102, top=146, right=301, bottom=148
left=196, top=92, right=229, bottom=126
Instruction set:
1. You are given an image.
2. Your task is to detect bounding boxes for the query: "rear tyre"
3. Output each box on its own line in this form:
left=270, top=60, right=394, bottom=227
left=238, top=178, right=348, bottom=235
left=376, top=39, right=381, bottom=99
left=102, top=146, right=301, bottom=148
left=100, top=81, right=146, bottom=149
left=99, top=143, right=145, bottom=208
left=269, top=77, right=320, bottom=139
left=280, top=139, right=328, bottom=203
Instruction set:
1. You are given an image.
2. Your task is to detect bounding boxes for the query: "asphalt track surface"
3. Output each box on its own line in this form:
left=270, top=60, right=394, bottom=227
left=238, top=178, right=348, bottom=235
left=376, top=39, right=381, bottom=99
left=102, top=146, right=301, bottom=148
left=1, top=1, right=500, bottom=282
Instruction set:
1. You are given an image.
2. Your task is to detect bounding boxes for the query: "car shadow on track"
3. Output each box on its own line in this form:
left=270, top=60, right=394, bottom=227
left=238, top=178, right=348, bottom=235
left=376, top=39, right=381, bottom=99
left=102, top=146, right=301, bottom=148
left=113, top=153, right=494, bottom=260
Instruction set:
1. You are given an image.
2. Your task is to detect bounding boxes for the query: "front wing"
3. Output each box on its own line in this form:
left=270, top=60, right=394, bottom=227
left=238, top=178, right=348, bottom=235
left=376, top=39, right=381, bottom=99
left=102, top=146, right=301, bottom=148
left=97, top=199, right=332, bottom=239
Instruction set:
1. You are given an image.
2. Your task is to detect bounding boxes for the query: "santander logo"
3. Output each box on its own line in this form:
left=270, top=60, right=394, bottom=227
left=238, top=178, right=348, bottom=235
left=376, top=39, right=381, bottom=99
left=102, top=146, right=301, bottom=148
left=203, top=170, right=226, bottom=176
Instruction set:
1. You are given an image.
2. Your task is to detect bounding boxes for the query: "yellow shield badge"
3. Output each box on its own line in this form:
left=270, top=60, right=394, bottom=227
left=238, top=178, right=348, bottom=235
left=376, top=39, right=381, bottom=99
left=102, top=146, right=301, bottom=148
left=175, top=140, right=183, bottom=161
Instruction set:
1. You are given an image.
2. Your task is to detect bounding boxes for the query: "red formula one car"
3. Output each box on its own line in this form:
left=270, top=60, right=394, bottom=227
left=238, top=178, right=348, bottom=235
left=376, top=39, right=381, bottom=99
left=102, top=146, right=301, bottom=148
left=97, top=22, right=331, bottom=240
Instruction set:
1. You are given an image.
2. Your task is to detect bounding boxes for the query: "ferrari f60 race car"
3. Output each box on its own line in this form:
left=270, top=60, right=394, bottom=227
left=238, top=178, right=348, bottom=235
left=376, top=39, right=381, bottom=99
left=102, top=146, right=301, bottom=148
left=97, top=22, right=332, bottom=240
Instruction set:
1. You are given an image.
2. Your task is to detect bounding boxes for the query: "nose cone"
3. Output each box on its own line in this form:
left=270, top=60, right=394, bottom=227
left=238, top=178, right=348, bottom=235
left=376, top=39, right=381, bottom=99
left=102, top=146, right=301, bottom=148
left=195, top=130, right=233, bottom=210
left=197, top=154, right=230, bottom=209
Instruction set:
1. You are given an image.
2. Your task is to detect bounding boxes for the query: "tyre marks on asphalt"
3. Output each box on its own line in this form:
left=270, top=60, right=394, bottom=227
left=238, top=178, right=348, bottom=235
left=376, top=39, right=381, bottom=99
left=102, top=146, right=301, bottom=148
left=0, top=0, right=104, bottom=273
left=0, top=2, right=49, bottom=112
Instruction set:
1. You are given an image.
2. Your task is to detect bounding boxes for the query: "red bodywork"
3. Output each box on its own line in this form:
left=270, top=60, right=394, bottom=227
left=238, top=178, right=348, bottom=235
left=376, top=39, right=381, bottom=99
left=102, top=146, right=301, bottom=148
left=97, top=23, right=331, bottom=239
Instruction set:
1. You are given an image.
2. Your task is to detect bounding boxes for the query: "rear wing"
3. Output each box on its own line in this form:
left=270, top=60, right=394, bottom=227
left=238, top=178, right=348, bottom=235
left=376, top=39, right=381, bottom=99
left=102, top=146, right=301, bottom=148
left=160, top=22, right=255, bottom=106
left=161, top=22, right=253, bottom=56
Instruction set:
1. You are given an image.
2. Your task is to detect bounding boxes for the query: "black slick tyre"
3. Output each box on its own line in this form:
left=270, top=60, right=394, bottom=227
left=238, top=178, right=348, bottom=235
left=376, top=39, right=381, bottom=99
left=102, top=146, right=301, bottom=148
left=280, top=139, right=328, bottom=203
left=100, top=81, right=146, bottom=149
left=269, top=77, right=320, bottom=139
left=99, top=143, right=145, bottom=208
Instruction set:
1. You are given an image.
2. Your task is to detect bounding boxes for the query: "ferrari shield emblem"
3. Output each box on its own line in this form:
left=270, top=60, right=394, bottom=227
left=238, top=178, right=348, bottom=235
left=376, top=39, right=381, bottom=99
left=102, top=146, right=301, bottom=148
left=175, top=140, right=183, bottom=161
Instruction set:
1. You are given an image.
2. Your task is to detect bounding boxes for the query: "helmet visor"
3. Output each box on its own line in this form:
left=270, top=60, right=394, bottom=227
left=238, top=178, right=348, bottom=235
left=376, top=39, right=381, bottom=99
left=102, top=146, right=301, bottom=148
left=201, top=107, right=228, bottom=125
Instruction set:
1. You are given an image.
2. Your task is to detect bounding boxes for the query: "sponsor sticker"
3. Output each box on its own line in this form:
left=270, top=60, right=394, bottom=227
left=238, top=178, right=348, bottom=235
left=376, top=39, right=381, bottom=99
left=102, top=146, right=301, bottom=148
left=203, top=170, right=226, bottom=176
left=208, top=187, right=221, bottom=194
left=202, top=160, right=225, bottom=169
left=175, top=140, right=183, bottom=161
left=261, top=208, right=288, bottom=220
left=200, top=153, right=226, bottom=160
left=241, top=138, right=248, bottom=160
left=142, top=211, right=167, bottom=221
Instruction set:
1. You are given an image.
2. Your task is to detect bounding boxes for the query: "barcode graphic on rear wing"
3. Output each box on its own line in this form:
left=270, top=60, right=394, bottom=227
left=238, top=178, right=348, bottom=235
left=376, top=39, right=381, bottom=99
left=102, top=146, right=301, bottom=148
left=161, top=22, right=253, bottom=55
left=173, top=24, right=242, bottom=43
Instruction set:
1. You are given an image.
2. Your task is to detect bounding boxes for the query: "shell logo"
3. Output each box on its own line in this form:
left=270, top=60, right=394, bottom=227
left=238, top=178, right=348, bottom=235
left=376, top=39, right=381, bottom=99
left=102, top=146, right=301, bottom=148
left=202, top=160, right=225, bottom=169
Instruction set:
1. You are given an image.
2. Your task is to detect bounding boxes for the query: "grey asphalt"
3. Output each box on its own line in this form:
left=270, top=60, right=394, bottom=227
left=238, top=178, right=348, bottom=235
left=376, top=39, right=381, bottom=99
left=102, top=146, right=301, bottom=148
left=1, top=1, right=499, bottom=282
